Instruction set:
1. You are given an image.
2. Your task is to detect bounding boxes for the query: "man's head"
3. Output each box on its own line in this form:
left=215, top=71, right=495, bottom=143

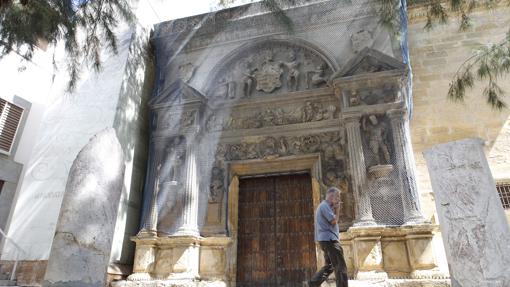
left=326, top=187, right=341, bottom=205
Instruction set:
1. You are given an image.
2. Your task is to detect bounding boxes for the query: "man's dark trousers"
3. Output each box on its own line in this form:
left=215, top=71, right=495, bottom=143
left=309, top=240, right=348, bottom=287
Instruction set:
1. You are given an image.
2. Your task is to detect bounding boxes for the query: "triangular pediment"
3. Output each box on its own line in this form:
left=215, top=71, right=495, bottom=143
left=149, top=80, right=206, bottom=108
left=332, top=48, right=406, bottom=79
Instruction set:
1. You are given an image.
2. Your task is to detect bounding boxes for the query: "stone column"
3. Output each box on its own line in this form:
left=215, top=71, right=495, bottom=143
left=424, top=138, right=510, bottom=286
left=139, top=165, right=160, bottom=236
left=174, top=136, right=200, bottom=237
left=387, top=109, right=426, bottom=224
left=344, top=113, right=376, bottom=226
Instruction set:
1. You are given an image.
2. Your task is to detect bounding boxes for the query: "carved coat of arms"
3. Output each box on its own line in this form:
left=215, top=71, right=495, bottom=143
left=255, top=57, right=283, bottom=93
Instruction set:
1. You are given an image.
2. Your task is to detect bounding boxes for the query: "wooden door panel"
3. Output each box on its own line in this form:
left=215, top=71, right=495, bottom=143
left=275, top=174, right=316, bottom=285
left=237, top=174, right=316, bottom=286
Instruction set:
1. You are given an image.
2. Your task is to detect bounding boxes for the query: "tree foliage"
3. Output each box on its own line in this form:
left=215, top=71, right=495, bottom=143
left=412, top=0, right=510, bottom=109
left=0, top=0, right=134, bottom=91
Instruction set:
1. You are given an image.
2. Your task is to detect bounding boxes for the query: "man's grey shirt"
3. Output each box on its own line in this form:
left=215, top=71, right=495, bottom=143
left=314, top=200, right=340, bottom=241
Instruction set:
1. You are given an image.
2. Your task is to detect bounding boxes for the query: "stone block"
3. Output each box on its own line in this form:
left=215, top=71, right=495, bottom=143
left=381, top=239, right=410, bottom=276
left=406, top=234, right=436, bottom=271
left=42, top=128, right=125, bottom=287
left=199, top=248, right=225, bottom=278
left=424, top=138, right=510, bottom=287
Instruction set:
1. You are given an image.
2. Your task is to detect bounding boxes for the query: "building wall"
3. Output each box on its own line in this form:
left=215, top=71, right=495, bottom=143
left=407, top=5, right=510, bottom=224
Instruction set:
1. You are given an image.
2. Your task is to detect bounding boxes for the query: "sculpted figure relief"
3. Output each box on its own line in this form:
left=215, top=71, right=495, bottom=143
left=284, top=50, right=300, bottom=91
left=241, top=59, right=256, bottom=98
left=363, top=115, right=391, bottom=165
left=307, top=63, right=328, bottom=88
left=209, top=166, right=224, bottom=203
left=206, top=41, right=333, bottom=99
left=160, top=136, right=186, bottom=183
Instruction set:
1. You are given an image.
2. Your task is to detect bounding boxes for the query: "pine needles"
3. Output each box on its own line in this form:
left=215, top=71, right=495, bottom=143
left=0, top=0, right=134, bottom=91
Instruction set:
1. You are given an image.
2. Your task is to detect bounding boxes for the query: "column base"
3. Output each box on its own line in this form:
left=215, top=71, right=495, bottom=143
left=173, top=226, right=200, bottom=237
left=353, top=218, right=377, bottom=227
left=136, top=229, right=158, bottom=238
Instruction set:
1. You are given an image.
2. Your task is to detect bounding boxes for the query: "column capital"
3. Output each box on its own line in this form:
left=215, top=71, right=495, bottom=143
left=386, top=108, right=407, bottom=119
left=342, top=112, right=363, bottom=122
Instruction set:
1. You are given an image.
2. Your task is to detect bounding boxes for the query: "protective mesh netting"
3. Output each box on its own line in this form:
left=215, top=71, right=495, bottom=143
left=139, top=0, right=414, bottom=234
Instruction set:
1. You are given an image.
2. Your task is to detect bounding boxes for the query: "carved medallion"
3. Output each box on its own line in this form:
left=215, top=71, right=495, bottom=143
left=255, top=52, right=283, bottom=93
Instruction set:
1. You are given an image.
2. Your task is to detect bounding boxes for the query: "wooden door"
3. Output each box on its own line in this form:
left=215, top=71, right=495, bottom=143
left=236, top=173, right=316, bottom=287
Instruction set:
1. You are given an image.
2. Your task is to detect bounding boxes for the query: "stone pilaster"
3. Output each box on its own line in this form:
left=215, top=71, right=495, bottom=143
left=174, top=138, right=200, bottom=237
left=344, top=113, right=376, bottom=226
left=387, top=109, right=426, bottom=224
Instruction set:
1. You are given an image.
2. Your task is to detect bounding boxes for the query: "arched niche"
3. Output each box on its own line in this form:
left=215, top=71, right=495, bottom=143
left=204, top=37, right=339, bottom=101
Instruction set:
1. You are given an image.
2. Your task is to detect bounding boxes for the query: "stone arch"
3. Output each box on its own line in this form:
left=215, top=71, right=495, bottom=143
left=204, top=36, right=339, bottom=99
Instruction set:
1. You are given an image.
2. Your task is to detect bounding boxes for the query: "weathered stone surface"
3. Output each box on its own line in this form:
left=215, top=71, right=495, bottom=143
left=43, top=128, right=125, bottom=287
left=423, top=138, right=510, bottom=287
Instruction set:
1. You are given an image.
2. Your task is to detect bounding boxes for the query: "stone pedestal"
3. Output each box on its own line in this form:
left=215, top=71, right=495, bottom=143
left=342, top=225, right=447, bottom=282
left=344, top=113, right=376, bottom=226
left=115, top=236, right=231, bottom=287
left=351, top=230, right=387, bottom=280
left=128, top=237, right=158, bottom=281
left=424, top=138, right=510, bottom=287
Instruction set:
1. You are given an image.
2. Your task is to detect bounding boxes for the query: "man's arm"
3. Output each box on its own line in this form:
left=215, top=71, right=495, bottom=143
left=321, top=203, right=338, bottom=226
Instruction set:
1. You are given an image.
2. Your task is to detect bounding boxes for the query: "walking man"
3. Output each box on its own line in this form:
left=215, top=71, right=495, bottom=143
left=309, top=187, right=349, bottom=287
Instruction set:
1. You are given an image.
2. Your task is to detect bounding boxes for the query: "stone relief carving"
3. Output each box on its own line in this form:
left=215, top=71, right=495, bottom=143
left=206, top=131, right=348, bottom=205
left=306, top=63, right=328, bottom=89
left=351, top=29, right=373, bottom=53
left=241, top=59, right=256, bottom=98
left=159, top=136, right=187, bottom=184
left=347, top=84, right=397, bottom=107
left=178, top=63, right=195, bottom=83
left=284, top=50, right=300, bottom=91
left=209, top=166, right=224, bottom=203
left=205, top=101, right=338, bottom=132
left=180, top=110, right=197, bottom=128
left=158, top=110, right=197, bottom=130
left=255, top=50, right=284, bottom=93
left=206, top=42, right=334, bottom=99
left=362, top=115, right=391, bottom=166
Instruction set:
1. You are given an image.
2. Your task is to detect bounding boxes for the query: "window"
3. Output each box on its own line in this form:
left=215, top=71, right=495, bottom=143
left=0, top=98, right=24, bottom=155
left=496, top=182, right=510, bottom=209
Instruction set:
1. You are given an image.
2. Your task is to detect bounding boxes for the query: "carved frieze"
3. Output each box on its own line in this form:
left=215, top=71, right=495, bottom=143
left=345, top=84, right=398, bottom=108
left=157, top=110, right=198, bottom=131
left=205, top=100, right=338, bottom=132
left=206, top=131, right=348, bottom=205
left=206, top=40, right=334, bottom=100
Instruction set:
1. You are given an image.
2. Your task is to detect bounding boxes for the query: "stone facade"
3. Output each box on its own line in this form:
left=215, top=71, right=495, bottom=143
left=115, top=1, right=449, bottom=286
left=2, top=0, right=509, bottom=286
left=407, top=4, right=510, bottom=225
